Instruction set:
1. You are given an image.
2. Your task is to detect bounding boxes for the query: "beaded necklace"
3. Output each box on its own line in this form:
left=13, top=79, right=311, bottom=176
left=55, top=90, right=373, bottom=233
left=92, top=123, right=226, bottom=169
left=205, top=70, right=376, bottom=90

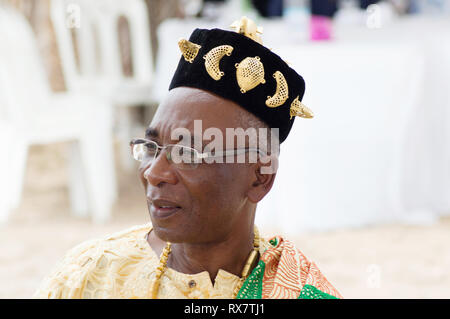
left=150, top=227, right=260, bottom=299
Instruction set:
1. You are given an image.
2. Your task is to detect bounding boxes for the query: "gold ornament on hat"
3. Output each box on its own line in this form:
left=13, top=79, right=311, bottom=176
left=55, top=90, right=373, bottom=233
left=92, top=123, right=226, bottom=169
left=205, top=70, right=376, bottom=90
left=203, top=45, right=234, bottom=80
left=290, top=96, right=314, bottom=119
left=235, top=56, right=266, bottom=93
left=178, top=39, right=201, bottom=63
left=230, top=16, right=263, bottom=44
left=266, top=71, right=289, bottom=107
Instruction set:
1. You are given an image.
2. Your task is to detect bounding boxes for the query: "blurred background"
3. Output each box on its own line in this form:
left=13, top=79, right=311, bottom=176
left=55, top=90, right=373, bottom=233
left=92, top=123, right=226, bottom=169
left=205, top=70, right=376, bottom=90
left=0, top=0, right=449, bottom=299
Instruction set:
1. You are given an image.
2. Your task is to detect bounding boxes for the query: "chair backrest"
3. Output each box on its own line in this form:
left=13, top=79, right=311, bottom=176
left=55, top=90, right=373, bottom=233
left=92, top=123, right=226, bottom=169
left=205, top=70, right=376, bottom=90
left=0, top=56, right=11, bottom=122
left=50, top=0, right=103, bottom=90
left=91, top=0, right=153, bottom=82
left=50, top=0, right=153, bottom=90
left=0, top=6, right=51, bottom=123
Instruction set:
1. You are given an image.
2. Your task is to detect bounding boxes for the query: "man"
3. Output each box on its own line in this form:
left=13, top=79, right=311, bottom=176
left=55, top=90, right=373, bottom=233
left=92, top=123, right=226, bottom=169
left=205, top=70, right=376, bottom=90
left=34, top=17, right=341, bottom=299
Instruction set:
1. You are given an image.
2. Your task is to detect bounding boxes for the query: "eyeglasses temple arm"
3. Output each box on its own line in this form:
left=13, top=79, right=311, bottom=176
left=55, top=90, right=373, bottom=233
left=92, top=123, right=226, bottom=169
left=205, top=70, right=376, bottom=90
left=198, top=148, right=267, bottom=159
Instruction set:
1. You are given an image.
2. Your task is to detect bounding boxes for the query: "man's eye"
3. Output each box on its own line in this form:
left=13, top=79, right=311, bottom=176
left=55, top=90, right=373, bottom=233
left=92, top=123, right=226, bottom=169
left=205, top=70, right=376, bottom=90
left=144, top=143, right=158, bottom=155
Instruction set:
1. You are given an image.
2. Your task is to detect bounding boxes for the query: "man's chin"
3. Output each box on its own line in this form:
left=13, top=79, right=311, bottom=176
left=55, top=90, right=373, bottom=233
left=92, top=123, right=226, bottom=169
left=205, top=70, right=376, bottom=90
left=149, top=211, right=186, bottom=243
left=150, top=224, right=188, bottom=244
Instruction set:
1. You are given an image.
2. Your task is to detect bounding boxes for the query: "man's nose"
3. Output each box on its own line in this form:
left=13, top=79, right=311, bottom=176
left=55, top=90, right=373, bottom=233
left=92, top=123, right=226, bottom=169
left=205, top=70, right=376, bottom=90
left=142, top=151, right=178, bottom=187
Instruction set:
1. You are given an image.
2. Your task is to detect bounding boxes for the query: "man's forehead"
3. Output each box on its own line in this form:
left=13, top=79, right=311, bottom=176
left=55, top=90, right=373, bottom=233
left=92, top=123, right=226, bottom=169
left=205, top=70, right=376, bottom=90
left=150, top=87, right=246, bottom=129
left=168, top=87, right=243, bottom=115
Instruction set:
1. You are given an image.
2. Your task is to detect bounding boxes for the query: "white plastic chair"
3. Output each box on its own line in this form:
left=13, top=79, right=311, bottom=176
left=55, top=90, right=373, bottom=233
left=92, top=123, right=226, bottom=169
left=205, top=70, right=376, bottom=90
left=50, top=0, right=154, bottom=169
left=0, top=64, right=15, bottom=222
left=0, top=6, right=116, bottom=223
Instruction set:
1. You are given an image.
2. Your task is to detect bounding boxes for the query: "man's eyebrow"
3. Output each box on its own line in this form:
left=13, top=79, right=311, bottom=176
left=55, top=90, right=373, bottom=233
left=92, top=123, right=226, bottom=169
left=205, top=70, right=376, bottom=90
left=145, top=128, right=158, bottom=139
left=145, top=128, right=204, bottom=148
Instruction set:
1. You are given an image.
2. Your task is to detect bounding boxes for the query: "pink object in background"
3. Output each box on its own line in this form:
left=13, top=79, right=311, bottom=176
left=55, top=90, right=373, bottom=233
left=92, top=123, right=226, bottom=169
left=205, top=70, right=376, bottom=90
left=310, top=15, right=333, bottom=41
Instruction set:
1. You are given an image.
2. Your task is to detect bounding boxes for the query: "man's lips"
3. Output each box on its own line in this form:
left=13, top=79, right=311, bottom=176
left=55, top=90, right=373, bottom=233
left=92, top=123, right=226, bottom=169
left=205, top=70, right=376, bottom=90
left=149, top=198, right=182, bottom=219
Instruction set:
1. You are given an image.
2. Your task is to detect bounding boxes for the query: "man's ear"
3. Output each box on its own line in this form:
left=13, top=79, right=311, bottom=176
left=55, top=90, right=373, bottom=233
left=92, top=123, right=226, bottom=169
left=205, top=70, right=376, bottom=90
left=247, top=158, right=277, bottom=203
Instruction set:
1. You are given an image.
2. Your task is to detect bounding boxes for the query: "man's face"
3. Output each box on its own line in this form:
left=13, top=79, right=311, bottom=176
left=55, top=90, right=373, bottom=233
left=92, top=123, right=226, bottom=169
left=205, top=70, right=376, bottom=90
left=139, top=87, right=258, bottom=244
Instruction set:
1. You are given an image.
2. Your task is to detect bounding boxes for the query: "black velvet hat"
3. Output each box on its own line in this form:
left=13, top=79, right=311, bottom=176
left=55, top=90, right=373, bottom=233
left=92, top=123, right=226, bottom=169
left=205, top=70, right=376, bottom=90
left=169, top=17, right=313, bottom=143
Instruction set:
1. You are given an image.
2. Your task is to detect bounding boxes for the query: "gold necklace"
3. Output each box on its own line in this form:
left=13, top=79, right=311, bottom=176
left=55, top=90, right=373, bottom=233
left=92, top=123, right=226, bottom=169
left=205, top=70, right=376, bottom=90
left=150, top=227, right=260, bottom=299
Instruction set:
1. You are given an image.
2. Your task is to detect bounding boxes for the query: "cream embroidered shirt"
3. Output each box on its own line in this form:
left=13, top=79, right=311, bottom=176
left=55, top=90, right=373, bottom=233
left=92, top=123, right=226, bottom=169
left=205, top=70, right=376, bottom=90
left=33, top=223, right=271, bottom=299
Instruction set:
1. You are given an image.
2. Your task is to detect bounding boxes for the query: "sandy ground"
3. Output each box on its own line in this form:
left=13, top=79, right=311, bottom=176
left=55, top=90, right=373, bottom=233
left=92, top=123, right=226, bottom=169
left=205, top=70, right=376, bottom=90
left=1, top=142, right=449, bottom=299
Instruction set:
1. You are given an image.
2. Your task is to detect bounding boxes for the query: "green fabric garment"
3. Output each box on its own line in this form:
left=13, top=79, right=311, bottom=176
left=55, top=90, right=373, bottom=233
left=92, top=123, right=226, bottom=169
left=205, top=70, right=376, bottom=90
left=236, top=261, right=338, bottom=299
left=236, top=237, right=340, bottom=299
left=236, top=260, right=265, bottom=299
left=298, top=285, right=338, bottom=299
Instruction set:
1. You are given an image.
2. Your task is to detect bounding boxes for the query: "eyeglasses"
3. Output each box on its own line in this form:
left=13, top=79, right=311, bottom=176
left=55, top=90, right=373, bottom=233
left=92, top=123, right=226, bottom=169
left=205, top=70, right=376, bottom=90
left=130, top=138, right=267, bottom=170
